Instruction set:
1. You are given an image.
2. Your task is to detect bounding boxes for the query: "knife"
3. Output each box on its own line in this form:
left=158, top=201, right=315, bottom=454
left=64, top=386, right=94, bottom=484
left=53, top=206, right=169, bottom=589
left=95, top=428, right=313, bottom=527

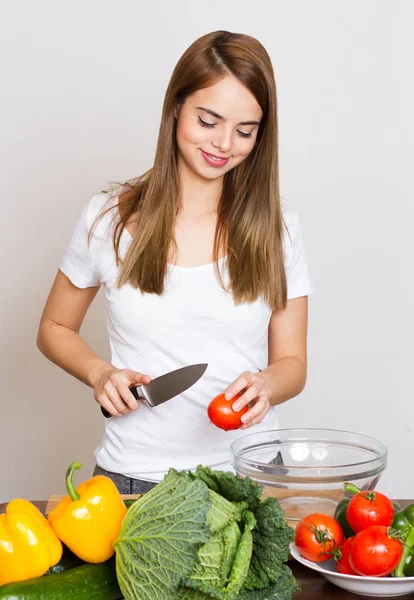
left=101, top=363, right=208, bottom=418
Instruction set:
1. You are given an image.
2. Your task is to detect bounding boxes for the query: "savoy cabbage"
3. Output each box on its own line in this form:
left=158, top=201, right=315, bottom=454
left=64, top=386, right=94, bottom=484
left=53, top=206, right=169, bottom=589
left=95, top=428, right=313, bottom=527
left=114, top=466, right=297, bottom=600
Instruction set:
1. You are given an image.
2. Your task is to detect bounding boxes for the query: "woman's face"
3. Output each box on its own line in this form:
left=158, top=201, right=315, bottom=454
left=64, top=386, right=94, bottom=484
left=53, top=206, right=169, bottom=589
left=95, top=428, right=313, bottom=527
left=175, top=75, right=263, bottom=182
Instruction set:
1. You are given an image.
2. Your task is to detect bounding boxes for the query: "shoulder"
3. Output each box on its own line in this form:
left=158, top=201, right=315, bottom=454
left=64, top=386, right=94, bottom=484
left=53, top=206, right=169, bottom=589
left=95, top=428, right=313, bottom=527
left=281, top=198, right=302, bottom=241
left=280, top=198, right=307, bottom=275
left=85, top=192, right=115, bottom=224
left=85, top=191, right=121, bottom=240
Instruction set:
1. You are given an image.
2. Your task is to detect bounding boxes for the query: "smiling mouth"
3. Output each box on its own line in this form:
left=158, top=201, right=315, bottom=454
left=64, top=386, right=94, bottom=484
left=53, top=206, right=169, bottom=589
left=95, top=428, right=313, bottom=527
left=205, top=151, right=229, bottom=160
left=200, top=150, right=231, bottom=167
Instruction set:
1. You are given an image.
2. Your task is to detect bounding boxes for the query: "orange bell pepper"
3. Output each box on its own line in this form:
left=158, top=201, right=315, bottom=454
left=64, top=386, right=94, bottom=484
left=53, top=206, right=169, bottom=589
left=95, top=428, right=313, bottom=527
left=0, top=498, right=62, bottom=586
left=48, top=461, right=127, bottom=563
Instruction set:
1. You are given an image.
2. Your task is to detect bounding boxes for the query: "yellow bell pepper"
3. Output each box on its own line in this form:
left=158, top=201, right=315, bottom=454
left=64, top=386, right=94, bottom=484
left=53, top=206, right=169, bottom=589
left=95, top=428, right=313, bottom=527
left=0, top=498, right=63, bottom=586
left=48, top=461, right=127, bottom=563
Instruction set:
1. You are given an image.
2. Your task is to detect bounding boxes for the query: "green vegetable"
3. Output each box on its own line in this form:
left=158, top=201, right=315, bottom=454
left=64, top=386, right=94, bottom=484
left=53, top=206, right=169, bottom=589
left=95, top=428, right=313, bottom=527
left=0, top=558, right=122, bottom=600
left=241, top=497, right=295, bottom=592
left=115, top=469, right=211, bottom=599
left=184, top=508, right=256, bottom=598
left=123, top=498, right=138, bottom=509
left=404, top=552, right=414, bottom=577
left=393, top=502, right=414, bottom=577
left=189, top=467, right=295, bottom=593
left=44, top=545, right=84, bottom=575
left=239, top=566, right=297, bottom=600
left=334, top=499, right=355, bottom=538
left=177, top=565, right=297, bottom=600
left=114, top=466, right=297, bottom=600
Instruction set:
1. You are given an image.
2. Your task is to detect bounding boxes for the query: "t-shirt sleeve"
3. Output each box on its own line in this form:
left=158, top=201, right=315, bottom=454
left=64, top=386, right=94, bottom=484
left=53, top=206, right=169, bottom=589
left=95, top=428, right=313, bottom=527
left=283, top=202, right=315, bottom=300
left=59, top=198, right=101, bottom=288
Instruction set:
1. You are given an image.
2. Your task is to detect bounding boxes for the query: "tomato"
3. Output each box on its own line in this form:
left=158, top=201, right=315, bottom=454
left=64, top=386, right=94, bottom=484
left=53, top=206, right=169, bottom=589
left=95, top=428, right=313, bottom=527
left=294, top=513, right=344, bottom=562
left=333, top=537, right=358, bottom=575
left=346, top=489, right=394, bottom=533
left=207, top=392, right=247, bottom=431
left=349, top=525, right=403, bottom=577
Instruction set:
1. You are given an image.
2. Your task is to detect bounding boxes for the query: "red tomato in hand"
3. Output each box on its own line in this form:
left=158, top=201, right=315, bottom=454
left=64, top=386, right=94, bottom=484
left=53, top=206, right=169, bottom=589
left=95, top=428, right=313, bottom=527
left=349, top=526, right=403, bottom=577
left=294, top=513, right=344, bottom=562
left=207, top=392, right=247, bottom=431
left=334, top=537, right=358, bottom=575
left=346, top=490, right=394, bottom=533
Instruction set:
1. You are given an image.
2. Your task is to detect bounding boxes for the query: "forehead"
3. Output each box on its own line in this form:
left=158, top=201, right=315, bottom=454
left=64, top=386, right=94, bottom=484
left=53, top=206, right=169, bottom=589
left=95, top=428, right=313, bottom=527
left=187, top=75, right=263, bottom=122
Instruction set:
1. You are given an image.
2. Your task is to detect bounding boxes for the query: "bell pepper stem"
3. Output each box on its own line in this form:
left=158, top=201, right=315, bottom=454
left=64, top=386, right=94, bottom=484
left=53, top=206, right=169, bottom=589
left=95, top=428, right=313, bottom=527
left=394, top=527, right=414, bottom=577
left=344, top=483, right=377, bottom=502
left=66, top=461, right=81, bottom=502
left=344, top=483, right=362, bottom=495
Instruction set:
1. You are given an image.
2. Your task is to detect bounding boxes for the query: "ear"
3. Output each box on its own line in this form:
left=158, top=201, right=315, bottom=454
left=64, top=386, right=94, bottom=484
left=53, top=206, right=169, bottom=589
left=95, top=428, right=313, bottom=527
left=174, top=101, right=182, bottom=120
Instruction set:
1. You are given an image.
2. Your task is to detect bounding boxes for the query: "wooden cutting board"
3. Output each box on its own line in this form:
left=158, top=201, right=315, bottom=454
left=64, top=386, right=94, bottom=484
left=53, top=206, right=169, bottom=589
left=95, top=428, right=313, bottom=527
left=46, top=494, right=141, bottom=514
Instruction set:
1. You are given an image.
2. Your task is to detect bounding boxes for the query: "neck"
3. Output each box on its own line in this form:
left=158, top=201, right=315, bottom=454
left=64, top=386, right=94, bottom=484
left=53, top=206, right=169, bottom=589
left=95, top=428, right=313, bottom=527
left=177, top=157, right=223, bottom=216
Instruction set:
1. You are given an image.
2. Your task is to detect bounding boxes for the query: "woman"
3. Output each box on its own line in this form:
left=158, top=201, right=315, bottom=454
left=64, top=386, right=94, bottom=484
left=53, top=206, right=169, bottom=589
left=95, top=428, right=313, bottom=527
left=37, top=30, right=314, bottom=494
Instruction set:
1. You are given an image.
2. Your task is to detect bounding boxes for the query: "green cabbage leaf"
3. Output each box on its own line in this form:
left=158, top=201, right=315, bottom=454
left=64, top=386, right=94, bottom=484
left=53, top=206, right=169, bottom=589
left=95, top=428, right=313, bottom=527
left=114, top=466, right=297, bottom=600
left=114, top=469, right=210, bottom=600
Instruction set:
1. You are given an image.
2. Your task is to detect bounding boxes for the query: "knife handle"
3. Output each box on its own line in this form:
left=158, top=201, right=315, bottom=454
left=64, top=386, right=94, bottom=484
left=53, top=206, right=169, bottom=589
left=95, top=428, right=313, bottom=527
left=100, top=385, right=143, bottom=418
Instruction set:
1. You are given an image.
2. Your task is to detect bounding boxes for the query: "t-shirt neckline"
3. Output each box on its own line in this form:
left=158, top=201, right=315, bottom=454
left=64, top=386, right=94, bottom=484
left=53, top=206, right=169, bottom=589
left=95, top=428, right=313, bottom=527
left=122, top=226, right=227, bottom=272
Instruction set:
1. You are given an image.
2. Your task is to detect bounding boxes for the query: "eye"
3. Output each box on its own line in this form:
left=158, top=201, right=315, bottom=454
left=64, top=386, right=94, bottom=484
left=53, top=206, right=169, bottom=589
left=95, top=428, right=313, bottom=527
left=198, top=116, right=216, bottom=128
left=237, top=130, right=253, bottom=139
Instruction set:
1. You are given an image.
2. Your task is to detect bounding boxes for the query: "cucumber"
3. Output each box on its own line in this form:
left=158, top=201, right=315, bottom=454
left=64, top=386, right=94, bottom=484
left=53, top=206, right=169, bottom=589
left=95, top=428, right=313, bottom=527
left=0, top=557, right=122, bottom=600
left=44, top=545, right=84, bottom=575
left=124, top=498, right=138, bottom=509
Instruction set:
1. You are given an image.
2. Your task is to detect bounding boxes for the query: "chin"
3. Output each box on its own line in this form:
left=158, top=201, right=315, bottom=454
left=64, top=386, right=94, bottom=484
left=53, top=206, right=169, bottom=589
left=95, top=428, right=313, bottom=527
left=198, top=169, right=227, bottom=181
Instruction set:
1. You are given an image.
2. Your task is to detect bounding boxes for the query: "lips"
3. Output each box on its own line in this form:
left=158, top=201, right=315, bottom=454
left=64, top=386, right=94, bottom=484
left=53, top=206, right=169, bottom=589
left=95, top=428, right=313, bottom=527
left=201, top=150, right=230, bottom=168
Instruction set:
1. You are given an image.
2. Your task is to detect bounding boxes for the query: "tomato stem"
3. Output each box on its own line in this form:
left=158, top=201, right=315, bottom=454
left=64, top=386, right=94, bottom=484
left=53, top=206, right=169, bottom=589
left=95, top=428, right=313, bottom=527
left=388, top=527, right=404, bottom=542
left=330, top=547, right=343, bottom=561
left=304, top=522, right=335, bottom=547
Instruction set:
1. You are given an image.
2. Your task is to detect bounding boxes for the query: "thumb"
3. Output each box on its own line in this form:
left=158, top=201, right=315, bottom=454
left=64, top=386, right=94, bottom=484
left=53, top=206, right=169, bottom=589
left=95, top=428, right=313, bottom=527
left=128, top=370, right=152, bottom=386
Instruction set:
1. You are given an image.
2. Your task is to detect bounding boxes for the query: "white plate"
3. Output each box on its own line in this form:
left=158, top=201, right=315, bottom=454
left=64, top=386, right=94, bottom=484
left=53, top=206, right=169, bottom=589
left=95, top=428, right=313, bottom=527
left=290, top=542, right=414, bottom=597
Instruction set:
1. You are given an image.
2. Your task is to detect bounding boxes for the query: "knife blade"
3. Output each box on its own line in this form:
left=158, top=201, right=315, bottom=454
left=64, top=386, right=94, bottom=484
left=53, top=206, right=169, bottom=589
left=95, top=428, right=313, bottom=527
left=101, top=363, right=208, bottom=418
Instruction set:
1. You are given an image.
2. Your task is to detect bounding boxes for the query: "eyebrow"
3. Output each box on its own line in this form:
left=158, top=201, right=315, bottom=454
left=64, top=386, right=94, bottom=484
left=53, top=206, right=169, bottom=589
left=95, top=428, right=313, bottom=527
left=196, top=106, right=261, bottom=126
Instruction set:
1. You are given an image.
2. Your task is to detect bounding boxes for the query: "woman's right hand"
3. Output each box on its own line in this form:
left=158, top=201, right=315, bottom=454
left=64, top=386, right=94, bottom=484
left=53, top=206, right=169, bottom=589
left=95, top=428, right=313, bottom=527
left=93, top=366, right=152, bottom=417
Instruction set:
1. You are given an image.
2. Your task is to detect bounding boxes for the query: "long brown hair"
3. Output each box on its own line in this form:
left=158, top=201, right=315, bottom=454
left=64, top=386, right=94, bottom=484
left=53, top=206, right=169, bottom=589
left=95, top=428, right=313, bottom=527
left=95, top=30, right=287, bottom=310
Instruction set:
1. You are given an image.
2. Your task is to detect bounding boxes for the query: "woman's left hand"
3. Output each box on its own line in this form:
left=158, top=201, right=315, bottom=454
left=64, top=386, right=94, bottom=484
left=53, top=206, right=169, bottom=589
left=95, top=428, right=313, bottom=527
left=224, top=371, right=272, bottom=429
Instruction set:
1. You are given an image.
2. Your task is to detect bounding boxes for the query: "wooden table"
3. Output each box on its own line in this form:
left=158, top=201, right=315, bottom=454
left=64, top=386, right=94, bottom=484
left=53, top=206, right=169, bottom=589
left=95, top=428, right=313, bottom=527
left=1, top=499, right=411, bottom=599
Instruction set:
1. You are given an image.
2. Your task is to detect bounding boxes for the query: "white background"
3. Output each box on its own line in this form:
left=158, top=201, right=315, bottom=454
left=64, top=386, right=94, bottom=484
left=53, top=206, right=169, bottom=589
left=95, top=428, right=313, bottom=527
left=1, top=0, right=413, bottom=500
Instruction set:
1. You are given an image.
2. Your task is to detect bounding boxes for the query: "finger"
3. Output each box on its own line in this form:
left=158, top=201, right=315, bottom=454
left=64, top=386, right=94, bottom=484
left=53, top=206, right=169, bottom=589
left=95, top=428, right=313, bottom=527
left=118, top=381, right=140, bottom=411
left=224, top=372, right=253, bottom=400
left=240, top=398, right=267, bottom=424
left=98, top=393, right=121, bottom=418
left=240, top=406, right=269, bottom=429
left=108, top=372, right=141, bottom=412
left=104, top=380, right=131, bottom=415
left=231, top=384, right=259, bottom=411
left=125, top=370, right=152, bottom=386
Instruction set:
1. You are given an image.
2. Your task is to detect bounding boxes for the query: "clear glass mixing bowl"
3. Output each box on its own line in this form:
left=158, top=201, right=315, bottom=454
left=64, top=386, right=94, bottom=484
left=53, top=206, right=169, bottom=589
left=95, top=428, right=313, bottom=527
left=230, top=428, right=387, bottom=526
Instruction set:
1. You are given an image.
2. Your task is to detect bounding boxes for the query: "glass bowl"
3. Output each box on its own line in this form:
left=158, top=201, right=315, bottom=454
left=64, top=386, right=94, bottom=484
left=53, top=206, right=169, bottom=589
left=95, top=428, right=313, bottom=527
left=230, top=428, right=387, bottom=527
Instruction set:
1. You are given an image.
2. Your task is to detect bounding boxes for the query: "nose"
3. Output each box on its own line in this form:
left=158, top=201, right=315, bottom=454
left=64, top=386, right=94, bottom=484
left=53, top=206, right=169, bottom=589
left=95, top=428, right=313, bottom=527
left=211, top=127, right=232, bottom=153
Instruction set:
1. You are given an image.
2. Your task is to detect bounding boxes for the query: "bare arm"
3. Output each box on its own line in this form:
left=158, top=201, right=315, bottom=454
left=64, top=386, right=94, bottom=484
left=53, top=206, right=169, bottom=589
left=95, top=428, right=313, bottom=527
left=37, top=270, right=150, bottom=416
left=224, top=296, right=309, bottom=428
left=37, top=270, right=106, bottom=386
left=262, top=295, right=308, bottom=405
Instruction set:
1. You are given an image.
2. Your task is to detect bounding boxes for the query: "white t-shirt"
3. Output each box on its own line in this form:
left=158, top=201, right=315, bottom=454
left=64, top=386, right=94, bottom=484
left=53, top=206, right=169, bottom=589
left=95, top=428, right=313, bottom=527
left=60, top=193, right=314, bottom=481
